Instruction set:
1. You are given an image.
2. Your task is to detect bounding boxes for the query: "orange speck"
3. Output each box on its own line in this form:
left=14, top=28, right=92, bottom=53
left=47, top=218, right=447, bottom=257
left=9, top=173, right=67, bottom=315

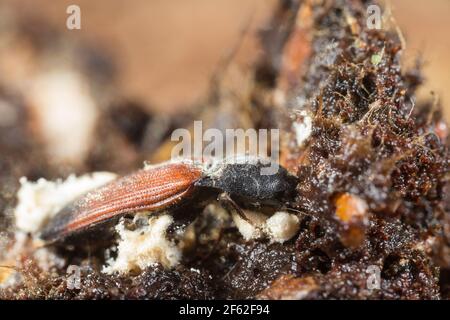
left=335, top=193, right=368, bottom=223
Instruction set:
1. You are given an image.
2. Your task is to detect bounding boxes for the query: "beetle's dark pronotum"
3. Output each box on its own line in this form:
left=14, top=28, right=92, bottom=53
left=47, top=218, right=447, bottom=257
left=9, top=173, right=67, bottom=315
left=39, top=158, right=297, bottom=243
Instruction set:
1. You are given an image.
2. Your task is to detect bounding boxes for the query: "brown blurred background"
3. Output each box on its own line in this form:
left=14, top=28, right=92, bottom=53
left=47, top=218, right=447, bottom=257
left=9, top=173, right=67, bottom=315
left=2, top=0, right=449, bottom=119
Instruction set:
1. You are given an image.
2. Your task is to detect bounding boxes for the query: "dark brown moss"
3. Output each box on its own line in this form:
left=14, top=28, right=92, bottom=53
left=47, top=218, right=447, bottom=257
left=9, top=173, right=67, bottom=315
left=277, top=0, right=448, bottom=299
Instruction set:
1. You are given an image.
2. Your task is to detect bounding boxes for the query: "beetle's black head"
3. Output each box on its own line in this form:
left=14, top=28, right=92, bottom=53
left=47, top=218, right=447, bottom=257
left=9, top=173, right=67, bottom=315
left=196, top=160, right=297, bottom=207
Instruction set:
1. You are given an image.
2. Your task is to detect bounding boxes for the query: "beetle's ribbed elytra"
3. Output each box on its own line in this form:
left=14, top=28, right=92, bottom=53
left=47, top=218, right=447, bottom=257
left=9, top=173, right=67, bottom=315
left=40, top=163, right=202, bottom=241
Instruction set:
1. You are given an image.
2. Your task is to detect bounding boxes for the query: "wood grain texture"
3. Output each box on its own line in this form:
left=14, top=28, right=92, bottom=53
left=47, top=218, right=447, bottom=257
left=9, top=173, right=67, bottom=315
left=40, top=163, right=202, bottom=241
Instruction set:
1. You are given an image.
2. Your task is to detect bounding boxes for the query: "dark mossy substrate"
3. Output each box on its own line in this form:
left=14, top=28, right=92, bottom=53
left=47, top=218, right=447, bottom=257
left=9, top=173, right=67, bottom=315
left=0, top=0, right=448, bottom=299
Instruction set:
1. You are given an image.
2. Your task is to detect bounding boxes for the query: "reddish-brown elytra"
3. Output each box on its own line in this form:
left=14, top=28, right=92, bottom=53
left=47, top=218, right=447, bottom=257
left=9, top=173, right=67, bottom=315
left=39, top=162, right=202, bottom=242
left=39, top=158, right=297, bottom=243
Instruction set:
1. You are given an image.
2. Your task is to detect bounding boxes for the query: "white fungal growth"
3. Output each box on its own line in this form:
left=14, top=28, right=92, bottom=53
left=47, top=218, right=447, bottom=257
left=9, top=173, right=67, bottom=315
left=102, top=214, right=181, bottom=274
left=232, top=210, right=300, bottom=243
left=231, top=211, right=266, bottom=241
left=292, top=110, right=312, bottom=147
left=265, top=211, right=300, bottom=243
left=14, top=172, right=117, bottom=234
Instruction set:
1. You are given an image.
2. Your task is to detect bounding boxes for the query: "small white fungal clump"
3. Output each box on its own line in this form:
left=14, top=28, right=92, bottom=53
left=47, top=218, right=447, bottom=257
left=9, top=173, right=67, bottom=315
left=292, top=110, right=312, bottom=147
left=265, top=212, right=300, bottom=243
left=232, top=210, right=300, bottom=243
left=14, top=172, right=117, bottom=234
left=102, top=214, right=181, bottom=274
left=231, top=211, right=266, bottom=241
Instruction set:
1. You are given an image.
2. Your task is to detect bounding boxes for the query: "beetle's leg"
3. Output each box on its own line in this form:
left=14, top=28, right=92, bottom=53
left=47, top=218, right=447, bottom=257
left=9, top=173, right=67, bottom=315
left=217, top=192, right=251, bottom=224
left=282, top=207, right=307, bottom=220
left=283, top=207, right=302, bottom=214
left=120, top=214, right=138, bottom=231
